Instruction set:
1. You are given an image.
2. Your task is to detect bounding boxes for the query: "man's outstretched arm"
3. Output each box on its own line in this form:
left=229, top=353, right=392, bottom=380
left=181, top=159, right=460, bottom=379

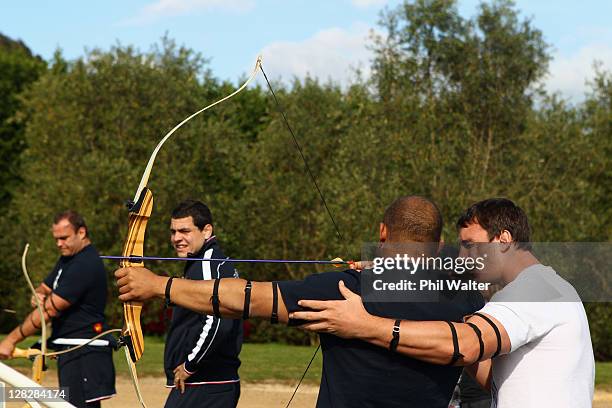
left=291, top=281, right=511, bottom=367
left=115, top=266, right=289, bottom=323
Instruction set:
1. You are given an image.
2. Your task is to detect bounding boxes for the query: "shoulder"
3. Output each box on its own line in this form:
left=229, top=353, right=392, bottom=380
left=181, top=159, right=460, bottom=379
left=201, top=240, right=228, bottom=262
left=305, top=269, right=360, bottom=288
left=66, top=245, right=105, bottom=275
left=192, top=242, right=236, bottom=280
left=75, top=245, right=102, bottom=263
left=279, top=269, right=360, bottom=299
left=493, top=264, right=580, bottom=303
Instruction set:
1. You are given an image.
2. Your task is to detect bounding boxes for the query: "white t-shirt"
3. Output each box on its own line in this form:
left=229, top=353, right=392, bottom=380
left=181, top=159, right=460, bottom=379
left=479, top=264, right=594, bottom=408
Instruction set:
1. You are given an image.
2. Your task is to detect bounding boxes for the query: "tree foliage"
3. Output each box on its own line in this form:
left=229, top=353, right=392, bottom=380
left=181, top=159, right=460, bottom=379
left=0, top=33, right=45, bottom=206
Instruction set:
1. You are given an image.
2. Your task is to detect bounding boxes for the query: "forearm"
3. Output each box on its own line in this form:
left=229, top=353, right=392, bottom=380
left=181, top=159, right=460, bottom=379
left=6, top=309, right=48, bottom=344
left=163, top=277, right=287, bottom=322
left=465, top=360, right=492, bottom=391
left=37, top=283, right=51, bottom=296
left=358, top=316, right=481, bottom=366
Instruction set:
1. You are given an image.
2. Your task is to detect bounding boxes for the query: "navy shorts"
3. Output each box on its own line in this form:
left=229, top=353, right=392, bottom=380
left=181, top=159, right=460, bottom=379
left=57, top=346, right=116, bottom=407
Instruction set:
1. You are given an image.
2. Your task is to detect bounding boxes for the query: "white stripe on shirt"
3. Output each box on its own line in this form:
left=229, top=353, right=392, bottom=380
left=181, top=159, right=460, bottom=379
left=187, top=248, right=220, bottom=363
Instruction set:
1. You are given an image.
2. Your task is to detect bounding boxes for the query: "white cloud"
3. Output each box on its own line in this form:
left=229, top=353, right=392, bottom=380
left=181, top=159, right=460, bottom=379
left=351, top=0, right=388, bottom=8
left=545, top=44, right=612, bottom=101
left=121, top=0, right=255, bottom=26
left=258, top=24, right=612, bottom=100
left=258, top=24, right=376, bottom=87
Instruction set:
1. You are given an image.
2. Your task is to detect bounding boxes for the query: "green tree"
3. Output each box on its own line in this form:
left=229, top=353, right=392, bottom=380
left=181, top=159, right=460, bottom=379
left=0, top=33, right=46, bottom=329
left=0, top=33, right=46, bottom=206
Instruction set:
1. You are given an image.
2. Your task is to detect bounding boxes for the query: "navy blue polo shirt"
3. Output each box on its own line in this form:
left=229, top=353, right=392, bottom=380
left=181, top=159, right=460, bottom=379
left=43, top=244, right=109, bottom=340
left=278, top=269, right=484, bottom=408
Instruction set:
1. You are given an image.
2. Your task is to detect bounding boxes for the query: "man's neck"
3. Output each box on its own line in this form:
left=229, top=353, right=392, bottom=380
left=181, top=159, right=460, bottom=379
left=501, top=250, right=540, bottom=285
left=187, top=235, right=215, bottom=257
left=78, top=239, right=91, bottom=253
left=66, top=240, right=91, bottom=257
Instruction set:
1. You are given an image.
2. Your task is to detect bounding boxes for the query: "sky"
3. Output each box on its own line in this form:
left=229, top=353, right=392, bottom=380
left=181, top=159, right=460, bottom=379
left=2, top=0, right=612, bottom=102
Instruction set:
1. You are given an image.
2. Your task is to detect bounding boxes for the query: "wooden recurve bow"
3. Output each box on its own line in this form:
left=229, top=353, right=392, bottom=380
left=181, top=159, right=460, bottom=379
left=118, top=56, right=262, bottom=407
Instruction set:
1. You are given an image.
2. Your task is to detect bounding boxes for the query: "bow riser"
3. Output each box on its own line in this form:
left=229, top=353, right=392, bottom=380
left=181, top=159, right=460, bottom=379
left=120, top=187, right=153, bottom=363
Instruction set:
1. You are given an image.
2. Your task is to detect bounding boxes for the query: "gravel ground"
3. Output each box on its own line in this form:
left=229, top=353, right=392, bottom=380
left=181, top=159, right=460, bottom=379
left=4, top=372, right=610, bottom=407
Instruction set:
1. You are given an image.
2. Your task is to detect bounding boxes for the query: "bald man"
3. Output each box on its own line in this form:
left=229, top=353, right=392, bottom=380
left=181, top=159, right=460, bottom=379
left=115, top=196, right=484, bottom=408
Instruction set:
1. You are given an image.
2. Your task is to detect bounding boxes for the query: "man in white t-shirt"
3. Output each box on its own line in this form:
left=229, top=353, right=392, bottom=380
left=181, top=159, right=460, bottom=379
left=290, top=198, right=595, bottom=408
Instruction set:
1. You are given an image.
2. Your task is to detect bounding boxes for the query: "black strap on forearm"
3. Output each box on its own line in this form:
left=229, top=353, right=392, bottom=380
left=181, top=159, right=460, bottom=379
left=18, top=323, right=26, bottom=339
left=472, top=312, right=502, bottom=357
left=466, top=322, right=484, bottom=361
left=30, top=314, right=41, bottom=330
left=242, top=280, right=252, bottom=320
left=389, top=319, right=401, bottom=352
left=270, top=281, right=279, bottom=324
left=211, top=278, right=222, bottom=318
left=164, top=277, right=174, bottom=308
left=47, top=294, right=60, bottom=313
left=445, top=321, right=464, bottom=365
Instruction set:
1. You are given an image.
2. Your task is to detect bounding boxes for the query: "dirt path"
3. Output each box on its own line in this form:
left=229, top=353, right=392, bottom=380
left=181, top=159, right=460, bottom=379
left=5, top=373, right=611, bottom=407
left=109, top=382, right=612, bottom=408
left=4, top=373, right=318, bottom=408
left=98, top=378, right=318, bottom=408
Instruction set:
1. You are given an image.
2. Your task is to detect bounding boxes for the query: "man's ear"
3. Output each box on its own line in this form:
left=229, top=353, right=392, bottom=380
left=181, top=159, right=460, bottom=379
left=379, top=222, right=387, bottom=243
left=203, top=224, right=214, bottom=239
left=498, top=229, right=514, bottom=252
left=78, top=227, right=87, bottom=240
left=498, top=230, right=513, bottom=244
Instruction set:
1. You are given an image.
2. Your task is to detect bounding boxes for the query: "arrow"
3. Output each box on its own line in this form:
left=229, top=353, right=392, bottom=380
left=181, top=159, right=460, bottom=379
left=101, top=255, right=349, bottom=266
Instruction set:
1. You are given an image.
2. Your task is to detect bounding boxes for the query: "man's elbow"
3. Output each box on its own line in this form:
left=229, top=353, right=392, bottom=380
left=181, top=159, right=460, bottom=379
left=457, top=341, right=482, bottom=366
left=45, top=307, right=58, bottom=319
left=437, top=338, right=481, bottom=366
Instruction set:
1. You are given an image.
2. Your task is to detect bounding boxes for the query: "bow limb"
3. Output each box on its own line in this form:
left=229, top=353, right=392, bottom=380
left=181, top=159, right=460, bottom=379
left=21, top=244, right=47, bottom=383
left=124, top=347, right=147, bottom=407
left=20, top=244, right=47, bottom=408
left=131, top=55, right=262, bottom=202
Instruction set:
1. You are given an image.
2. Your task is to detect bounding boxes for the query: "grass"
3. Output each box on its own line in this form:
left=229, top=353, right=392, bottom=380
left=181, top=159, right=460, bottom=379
left=108, top=337, right=324, bottom=383
left=4, top=335, right=610, bottom=391
left=596, top=362, right=612, bottom=391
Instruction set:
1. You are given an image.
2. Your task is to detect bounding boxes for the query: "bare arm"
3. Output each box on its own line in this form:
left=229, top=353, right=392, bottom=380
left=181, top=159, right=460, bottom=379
left=38, top=283, right=52, bottom=296
left=116, top=267, right=289, bottom=323
left=465, top=360, right=492, bottom=391
left=292, top=281, right=511, bottom=366
left=0, top=292, right=70, bottom=358
left=30, top=283, right=52, bottom=308
left=345, top=314, right=510, bottom=366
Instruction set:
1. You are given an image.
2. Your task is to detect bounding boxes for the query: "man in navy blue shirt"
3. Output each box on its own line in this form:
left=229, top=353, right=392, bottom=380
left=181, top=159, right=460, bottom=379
left=115, top=196, right=484, bottom=407
left=0, top=211, right=115, bottom=408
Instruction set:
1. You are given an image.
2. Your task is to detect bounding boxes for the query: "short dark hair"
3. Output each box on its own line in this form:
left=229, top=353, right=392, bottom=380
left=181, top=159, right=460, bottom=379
left=171, top=200, right=213, bottom=230
left=383, top=196, right=443, bottom=242
left=53, top=210, right=88, bottom=236
left=456, top=198, right=531, bottom=250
